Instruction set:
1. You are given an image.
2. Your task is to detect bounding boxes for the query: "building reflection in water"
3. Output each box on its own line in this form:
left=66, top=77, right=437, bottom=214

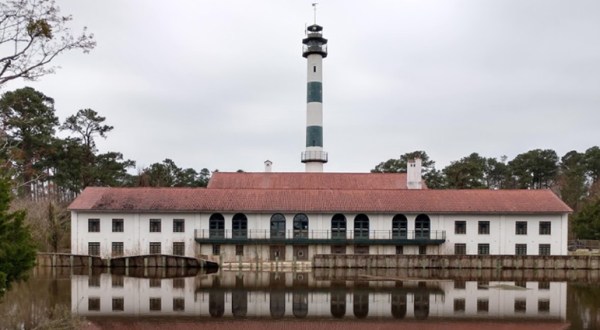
left=72, top=271, right=567, bottom=321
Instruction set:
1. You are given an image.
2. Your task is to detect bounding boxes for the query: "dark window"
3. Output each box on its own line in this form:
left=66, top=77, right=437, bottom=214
left=331, top=214, right=347, bottom=239
left=149, top=298, right=161, bottom=311
left=112, top=219, right=123, bottom=232
left=112, top=297, right=124, bottom=311
left=232, top=213, right=248, bottom=238
left=88, top=242, right=100, bottom=256
left=212, top=244, right=220, bottom=255
left=514, top=299, right=526, bottom=313
left=209, top=213, right=225, bottom=238
left=539, top=221, right=551, bottom=235
left=453, top=298, right=465, bottom=313
left=538, top=299, right=550, bottom=313
left=173, top=242, right=185, bottom=256
left=454, top=243, right=466, bottom=255
left=516, top=221, right=527, bottom=235
left=270, top=213, right=286, bottom=239
left=478, top=243, right=490, bottom=255
left=88, top=275, right=100, bottom=287
left=415, top=214, right=430, bottom=239
left=173, top=298, right=185, bottom=312
left=454, top=221, right=466, bottom=234
left=313, top=65, right=316, bottom=73
left=395, top=245, right=403, bottom=255
left=293, top=214, right=309, bottom=238
left=478, top=221, right=490, bottom=235
left=111, top=242, right=123, bottom=257
left=354, top=245, right=369, bottom=254
left=88, top=219, right=100, bottom=232
left=516, top=244, right=527, bottom=256
left=477, top=299, right=489, bottom=313
left=173, top=278, right=185, bottom=289
left=353, top=292, right=369, bottom=319
left=293, top=292, right=308, bottom=318
left=392, top=214, right=408, bottom=239
left=331, top=245, right=346, bottom=254
left=539, top=244, right=551, bottom=256
left=538, top=282, right=550, bottom=290
left=149, top=219, right=161, bottom=233
left=419, top=245, right=427, bottom=255
left=149, top=278, right=161, bottom=288
left=149, top=242, right=161, bottom=254
left=173, top=219, right=185, bottom=233
left=454, top=280, right=465, bottom=289
left=236, top=245, right=244, bottom=256
left=112, top=275, right=123, bottom=288
left=354, top=214, right=369, bottom=239
left=88, top=297, right=100, bottom=311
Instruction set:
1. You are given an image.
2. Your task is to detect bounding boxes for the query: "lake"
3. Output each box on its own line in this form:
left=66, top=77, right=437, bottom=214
left=1, top=267, right=599, bottom=329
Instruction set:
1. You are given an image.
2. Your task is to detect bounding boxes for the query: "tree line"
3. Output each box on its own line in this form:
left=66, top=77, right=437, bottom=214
left=372, top=150, right=600, bottom=239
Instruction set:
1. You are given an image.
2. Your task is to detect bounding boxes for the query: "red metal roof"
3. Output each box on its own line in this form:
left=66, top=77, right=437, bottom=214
left=207, top=172, right=421, bottom=190
left=69, top=186, right=571, bottom=214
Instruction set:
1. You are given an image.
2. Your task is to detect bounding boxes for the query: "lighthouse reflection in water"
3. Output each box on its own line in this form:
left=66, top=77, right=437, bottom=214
left=72, top=270, right=566, bottom=321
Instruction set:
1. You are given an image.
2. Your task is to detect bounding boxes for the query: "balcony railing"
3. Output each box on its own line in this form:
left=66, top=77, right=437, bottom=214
left=195, top=229, right=445, bottom=245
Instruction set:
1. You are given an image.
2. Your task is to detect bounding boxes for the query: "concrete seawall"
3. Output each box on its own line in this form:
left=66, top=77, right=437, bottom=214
left=36, top=253, right=218, bottom=269
left=313, top=254, right=600, bottom=269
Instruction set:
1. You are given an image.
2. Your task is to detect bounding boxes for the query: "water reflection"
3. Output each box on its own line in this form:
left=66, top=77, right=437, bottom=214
left=70, top=270, right=568, bottom=321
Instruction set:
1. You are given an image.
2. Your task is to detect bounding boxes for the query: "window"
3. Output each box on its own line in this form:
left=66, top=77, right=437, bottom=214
left=173, top=298, right=185, bottom=312
left=112, top=242, right=123, bottom=257
left=88, top=297, right=100, bottom=311
left=331, top=245, right=346, bottom=254
left=112, top=275, right=123, bottom=288
left=149, top=242, right=161, bottom=254
left=354, top=214, right=369, bottom=239
left=112, top=297, right=124, bottom=311
left=293, top=214, right=309, bottom=238
left=88, top=219, right=100, bottom=232
left=235, top=245, right=244, bottom=256
left=149, top=278, right=161, bottom=288
left=419, top=246, right=427, bottom=255
left=514, top=299, right=526, bottom=313
left=354, top=245, right=369, bottom=254
left=232, top=213, right=248, bottom=238
left=209, top=213, right=225, bottom=238
left=538, top=299, right=550, bottom=313
left=88, top=242, right=100, bottom=256
left=454, top=221, right=466, bottom=234
left=88, top=275, right=100, bottom=287
left=539, top=244, right=551, bottom=256
left=212, top=244, right=220, bottom=255
left=149, top=298, right=161, bottom=311
left=478, top=243, right=489, bottom=255
left=173, top=278, right=185, bottom=289
left=538, top=282, right=550, bottom=290
left=112, top=219, right=123, bottom=232
left=539, top=221, right=551, bottom=235
left=415, top=214, right=430, bottom=239
left=331, top=214, right=347, bottom=239
left=313, top=65, right=316, bottom=73
left=395, top=245, right=403, bottom=255
left=516, top=221, right=527, bottom=235
left=149, top=219, right=161, bottom=232
left=173, top=242, right=185, bottom=256
left=392, top=214, right=408, bottom=239
left=515, top=244, right=527, bottom=256
left=454, top=280, right=465, bottom=289
left=270, top=213, right=286, bottom=239
left=173, top=219, right=185, bottom=233
left=453, top=298, right=465, bottom=313
left=477, top=299, right=489, bottom=313
left=478, top=221, right=490, bottom=235
left=454, top=243, right=466, bottom=255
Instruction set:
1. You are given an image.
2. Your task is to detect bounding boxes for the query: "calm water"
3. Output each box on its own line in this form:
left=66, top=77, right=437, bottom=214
left=1, top=267, right=600, bottom=329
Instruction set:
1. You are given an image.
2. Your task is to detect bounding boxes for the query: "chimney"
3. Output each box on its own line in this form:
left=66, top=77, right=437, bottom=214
left=407, top=158, right=422, bottom=189
left=264, top=160, right=273, bottom=172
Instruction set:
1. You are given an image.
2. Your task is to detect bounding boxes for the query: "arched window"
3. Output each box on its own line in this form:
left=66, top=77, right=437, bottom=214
left=330, top=290, right=346, bottom=318
left=270, top=291, right=286, bottom=318
left=293, top=292, right=308, bottom=318
left=354, top=214, right=369, bottom=239
left=413, top=292, right=430, bottom=320
left=392, top=214, right=408, bottom=239
left=270, top=213, right=286, bottom=239
left=415, top=214, right=430, bottom=239
left=353, top=291, right=369, bottom=319
left=391, top=293, right=407, bottom=319
left=232, top=213, right=248, bottom=238
left=331, top=214, right=346, bottom=239
left=209, top=213, right=224, bottom=238
left=293, top=214, right=309, bottom=238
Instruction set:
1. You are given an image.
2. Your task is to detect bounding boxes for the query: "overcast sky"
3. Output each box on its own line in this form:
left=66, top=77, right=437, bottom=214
left=5, top=0, right=600, bottom=173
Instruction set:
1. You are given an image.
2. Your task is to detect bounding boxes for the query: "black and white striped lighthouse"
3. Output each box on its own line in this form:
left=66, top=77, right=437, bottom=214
left=301, top=10, right=328, bottom=172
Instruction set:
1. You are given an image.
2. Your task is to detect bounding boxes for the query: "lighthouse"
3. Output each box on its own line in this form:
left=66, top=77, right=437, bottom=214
left=301, top=9, right=328, bottom=172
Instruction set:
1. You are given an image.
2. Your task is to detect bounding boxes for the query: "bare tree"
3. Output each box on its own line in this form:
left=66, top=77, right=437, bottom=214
left=0, top=0, right=95, bottom=86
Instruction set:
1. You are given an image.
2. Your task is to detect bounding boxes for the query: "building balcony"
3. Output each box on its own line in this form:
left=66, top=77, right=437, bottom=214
left=194, top=229, right=446, bottom=245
